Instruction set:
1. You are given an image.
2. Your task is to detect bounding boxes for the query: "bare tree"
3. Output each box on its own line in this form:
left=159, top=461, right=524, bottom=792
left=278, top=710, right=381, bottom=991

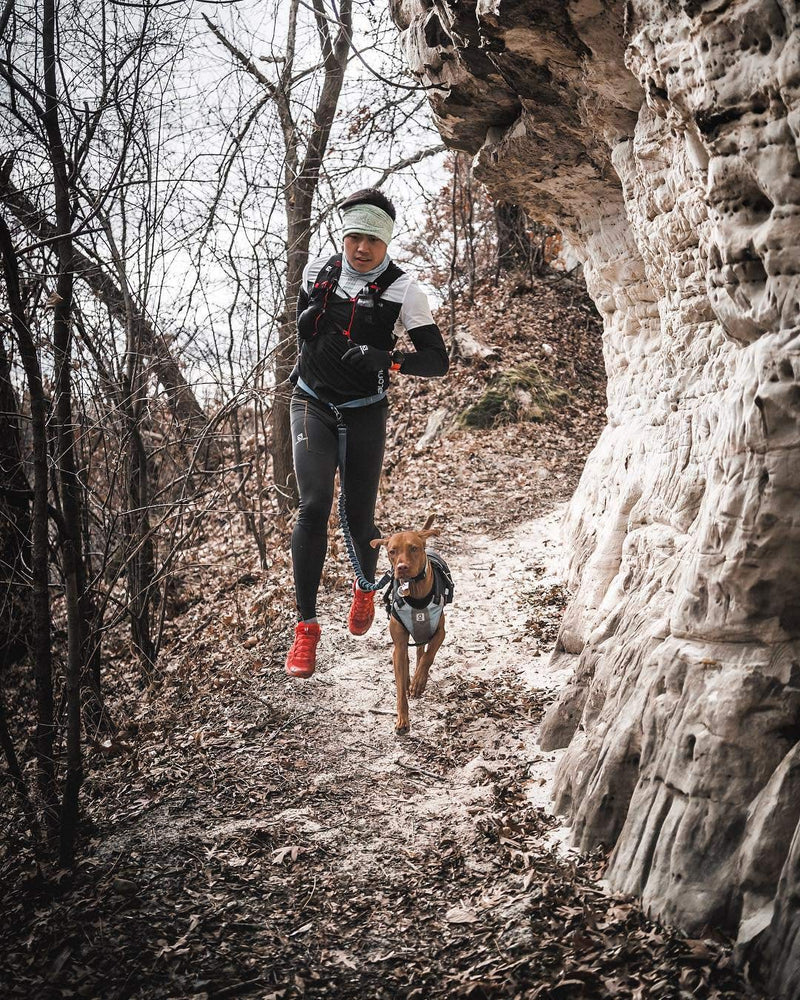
left=0, top=165, right=208, bottom=442
left=204, top=0, right=352, bottom=509
left=0, top=0, right=448, bottom=868
left=0, top=0, right=219, bottom=862
left=0, top=218, right=59, bottom=840
left=201, top=1, right=446, bottom=516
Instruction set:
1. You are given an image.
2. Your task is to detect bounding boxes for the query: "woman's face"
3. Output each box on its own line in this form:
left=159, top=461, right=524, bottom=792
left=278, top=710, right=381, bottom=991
left=343, top=233, right=388, bottom=273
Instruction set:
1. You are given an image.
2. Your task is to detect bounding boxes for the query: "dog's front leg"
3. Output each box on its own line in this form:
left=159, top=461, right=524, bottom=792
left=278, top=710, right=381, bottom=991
left=389, top=617, right=411, bottom=734
left=410, top=615, right=445, bottom=698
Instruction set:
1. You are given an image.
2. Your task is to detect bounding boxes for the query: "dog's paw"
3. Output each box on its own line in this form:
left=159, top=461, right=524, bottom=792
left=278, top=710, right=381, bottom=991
left=395, top=718, right=410, bottom=736
left=409, top=671, right=429, bottom=698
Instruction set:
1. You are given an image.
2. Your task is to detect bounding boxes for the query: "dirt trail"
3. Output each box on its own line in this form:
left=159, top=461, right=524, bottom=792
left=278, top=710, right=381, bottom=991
left=3, top=504, right=766, bottom=1000
left=184, top=504, right=578, bottom=996
left=299, top=501, right=570, bottom=848
left=3, top=273, right=768, bottom=1000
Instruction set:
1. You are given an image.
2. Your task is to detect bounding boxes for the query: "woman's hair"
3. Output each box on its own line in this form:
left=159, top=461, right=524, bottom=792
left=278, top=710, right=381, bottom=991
left=340, top=188, right=396, bottom=221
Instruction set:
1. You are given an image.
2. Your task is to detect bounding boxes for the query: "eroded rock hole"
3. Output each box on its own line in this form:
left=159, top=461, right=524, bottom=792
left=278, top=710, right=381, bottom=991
left=779, top=606, right=800, bottom=636
left=695, top=106, right=740, bottom=140
left=424, top=11, right=452, bottom=49
left=747, top=191, right=774, bottom=220
left=748, top=578, right=774, bottom=614
left=772, top=718, right=800, bottom=748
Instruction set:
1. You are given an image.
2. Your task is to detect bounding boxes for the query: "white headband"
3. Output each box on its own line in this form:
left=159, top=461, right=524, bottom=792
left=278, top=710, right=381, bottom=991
left=341, top=204, right=394, bottom=246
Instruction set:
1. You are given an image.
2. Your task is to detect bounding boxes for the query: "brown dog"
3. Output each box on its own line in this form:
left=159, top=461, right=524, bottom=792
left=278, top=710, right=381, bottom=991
left=370, top=516, right=447, bottom=734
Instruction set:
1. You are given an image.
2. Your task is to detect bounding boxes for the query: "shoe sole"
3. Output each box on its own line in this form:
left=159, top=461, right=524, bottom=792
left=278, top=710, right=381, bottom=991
left=286, top=663, right=315, bottom=677
left=348, top=619, right=373, bottom=636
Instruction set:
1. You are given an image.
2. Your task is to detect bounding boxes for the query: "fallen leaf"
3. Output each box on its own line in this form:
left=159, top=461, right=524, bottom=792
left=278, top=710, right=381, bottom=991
left=445, top=905, right=479, bottom=924
left=272, top=845, right=305, bottom=865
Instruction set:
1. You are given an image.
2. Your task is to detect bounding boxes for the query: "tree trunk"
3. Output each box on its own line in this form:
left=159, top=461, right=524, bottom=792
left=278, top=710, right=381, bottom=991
left=204, top=2, right=351, bottom=509
left=0, top=217, right=59, bottom=840
left=0, top=693, right=42, bottom=849
left=271, top=207, right=313, bottom=510
left=126, top=417, right=157, bottom=670
left=42, top=0, right=85, bottom=866
left=269, top=0, right=352, bottom=512
left=0, top=330, right=32, bottom=671
left=494, top=201, right=534, bottom=278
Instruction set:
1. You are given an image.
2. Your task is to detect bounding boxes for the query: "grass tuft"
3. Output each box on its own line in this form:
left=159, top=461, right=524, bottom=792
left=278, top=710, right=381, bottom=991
left=458, top=362, right=570, bottom=429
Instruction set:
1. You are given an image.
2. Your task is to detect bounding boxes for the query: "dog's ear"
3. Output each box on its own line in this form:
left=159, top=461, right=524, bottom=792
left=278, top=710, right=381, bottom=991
left=421, top=527, right=441, bottom=542
left=422, top=514, right=435, bottom=531
left=370, top=537, right=388, bottom=549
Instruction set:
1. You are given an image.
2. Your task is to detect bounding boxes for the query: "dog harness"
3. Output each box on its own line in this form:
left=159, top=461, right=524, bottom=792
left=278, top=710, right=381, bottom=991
left=384, top=551, right=454, bottom=646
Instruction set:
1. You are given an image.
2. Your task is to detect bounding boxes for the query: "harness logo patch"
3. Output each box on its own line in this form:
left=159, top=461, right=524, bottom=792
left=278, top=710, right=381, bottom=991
left=296, top=433, right=307, bottom=444
left=415, top=612, right=426, bottom=622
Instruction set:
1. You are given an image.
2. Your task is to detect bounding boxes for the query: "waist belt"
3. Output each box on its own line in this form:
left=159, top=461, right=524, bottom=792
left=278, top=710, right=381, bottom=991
left=297, top=375, right=386, bottom=409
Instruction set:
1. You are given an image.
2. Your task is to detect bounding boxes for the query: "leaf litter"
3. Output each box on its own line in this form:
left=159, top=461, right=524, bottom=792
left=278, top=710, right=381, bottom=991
left=0, top=275, right=767, bottom=999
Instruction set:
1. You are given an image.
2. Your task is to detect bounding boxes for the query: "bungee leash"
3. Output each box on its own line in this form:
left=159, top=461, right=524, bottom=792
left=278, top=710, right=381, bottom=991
left=330, top=403, right=392, bottom=594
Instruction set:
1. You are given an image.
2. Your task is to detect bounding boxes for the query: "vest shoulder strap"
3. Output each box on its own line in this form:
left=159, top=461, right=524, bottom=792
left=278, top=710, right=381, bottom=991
left=310, top=253, right=343, bottom=295
left=310, top=254, right=403, bottom=299
left=369, top=261, right=404, bottom=296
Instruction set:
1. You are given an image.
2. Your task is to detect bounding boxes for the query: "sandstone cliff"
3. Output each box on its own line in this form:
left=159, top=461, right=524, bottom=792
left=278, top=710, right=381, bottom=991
left=392, top=0, right=800, bottom=994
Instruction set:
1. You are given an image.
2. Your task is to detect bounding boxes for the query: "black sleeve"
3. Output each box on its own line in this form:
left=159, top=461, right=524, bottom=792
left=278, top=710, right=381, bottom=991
left=398, top=323, right=449, bottom=377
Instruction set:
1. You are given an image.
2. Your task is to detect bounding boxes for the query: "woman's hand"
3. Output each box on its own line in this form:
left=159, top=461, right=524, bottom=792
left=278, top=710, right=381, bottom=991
left=341, top=343, right=391, bottom=372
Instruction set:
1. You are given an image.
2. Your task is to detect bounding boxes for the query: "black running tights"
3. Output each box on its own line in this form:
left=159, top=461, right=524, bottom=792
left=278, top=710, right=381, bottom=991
left=290, top=393, right=387, bottom=621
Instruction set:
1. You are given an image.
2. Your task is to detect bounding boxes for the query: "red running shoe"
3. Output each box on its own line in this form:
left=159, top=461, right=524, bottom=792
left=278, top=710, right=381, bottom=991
left=348, top=581, right=375, bottom=636
left=285, top=622, right=321, bottom=677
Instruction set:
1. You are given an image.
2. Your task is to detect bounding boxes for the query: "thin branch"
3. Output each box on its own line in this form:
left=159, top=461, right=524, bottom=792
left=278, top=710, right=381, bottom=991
left=372, top=143, right=447, bottom=188
left=297, top=0, right=448, bottom=93
left=202, top=14, right=278, bottom=100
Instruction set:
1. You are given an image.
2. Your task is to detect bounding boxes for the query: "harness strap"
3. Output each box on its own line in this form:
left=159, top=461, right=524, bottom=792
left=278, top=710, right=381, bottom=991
left=387, top=578, right=443, bottom=647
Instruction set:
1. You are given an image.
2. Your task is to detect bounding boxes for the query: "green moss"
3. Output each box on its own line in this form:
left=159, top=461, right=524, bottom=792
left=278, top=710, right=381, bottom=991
left=458, top=362, right=569, bottom=430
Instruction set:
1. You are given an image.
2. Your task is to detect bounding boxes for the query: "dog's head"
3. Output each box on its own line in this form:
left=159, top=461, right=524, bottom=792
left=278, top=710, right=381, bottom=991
left=370, top=515, right=441, bottom=582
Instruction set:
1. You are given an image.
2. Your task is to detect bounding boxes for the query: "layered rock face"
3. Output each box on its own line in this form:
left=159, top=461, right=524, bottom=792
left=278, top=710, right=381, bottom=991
left=392, top=0, right=800, bottom=993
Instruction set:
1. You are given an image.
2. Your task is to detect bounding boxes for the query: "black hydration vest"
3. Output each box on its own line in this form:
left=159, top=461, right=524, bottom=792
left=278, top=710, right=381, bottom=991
left=298, top=253, right=404, bottom=344
left=294, top=254, right=406, bottom=404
